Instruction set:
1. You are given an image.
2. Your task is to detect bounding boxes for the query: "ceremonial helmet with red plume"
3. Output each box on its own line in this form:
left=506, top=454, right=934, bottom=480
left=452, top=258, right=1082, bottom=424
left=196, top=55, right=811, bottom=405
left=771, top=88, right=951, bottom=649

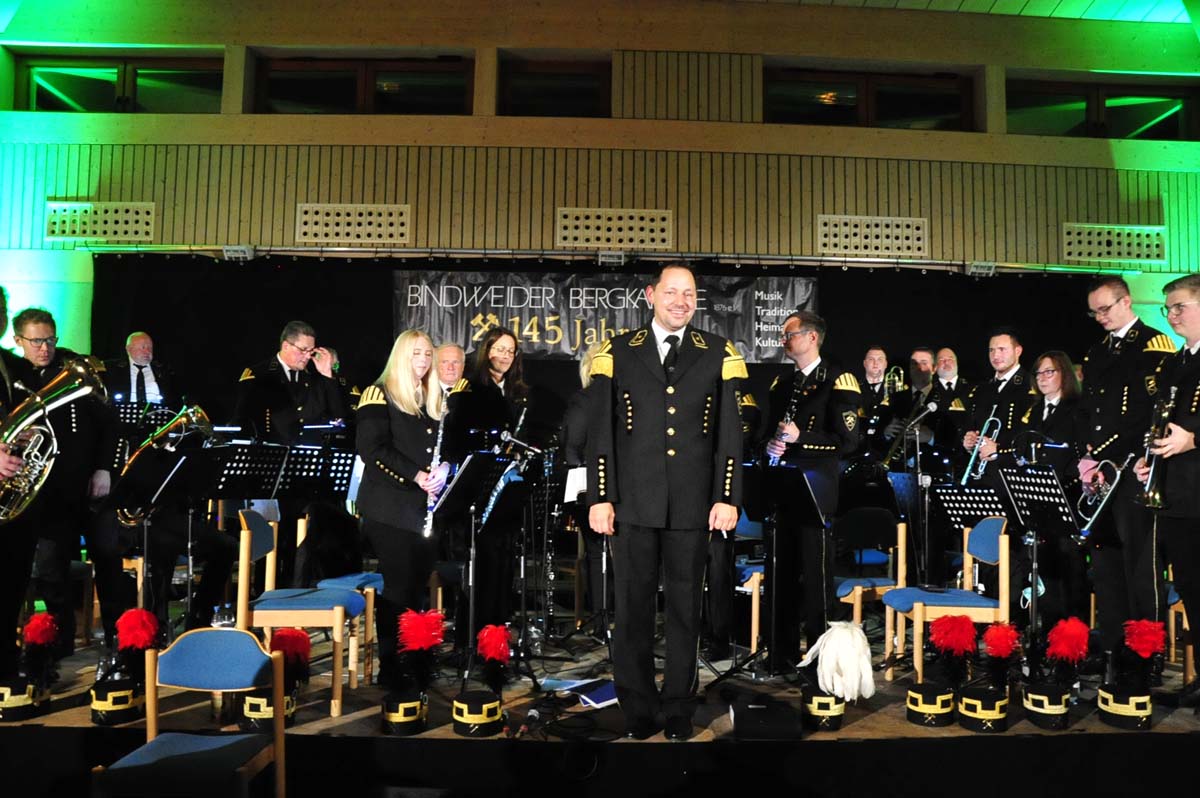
left=1044, top=616, right=1090, bottom=687
left=981, top=622, right=1020, bottom=692
left=114, top=609, right=160, bottom=682
left=476, top=624, right=511, bottom=696
left=270, top=628, right=312, bottom=692
left=930, top=615, right=976, bottom=688
left=397, top=609, right=445, bottom=691
left=20, top=612, right=59, bottom=686
left=1115, top=619, right=1166, bottom=694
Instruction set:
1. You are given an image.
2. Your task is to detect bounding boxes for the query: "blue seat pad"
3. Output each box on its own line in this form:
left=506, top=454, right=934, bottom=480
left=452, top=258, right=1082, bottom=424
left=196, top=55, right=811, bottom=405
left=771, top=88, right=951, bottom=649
left=854, top=549, right=889, bottom=566
left=317, top=572, right=385, bottom=594
left=882, top=587, right=999, bottom=613
left=100, top=732, right=270, bottom=792
left=251, top=587, right=366, bottom=616
left=834, top=576, right=896, bottom=598
left=1168, top=584, right=1181, bottom=605
left=735, top=563, right=765, bottom=585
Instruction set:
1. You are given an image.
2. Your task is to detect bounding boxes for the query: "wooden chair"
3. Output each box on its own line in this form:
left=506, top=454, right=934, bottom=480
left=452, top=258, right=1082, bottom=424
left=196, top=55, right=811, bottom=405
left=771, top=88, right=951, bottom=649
left=832, top=507, right=907, bottom=627
left=235, top=509, right=370, bottom=717
left=1167, top=571, right=1194, bottom=685
left=881, top=516, right=1009, bottom=683
left=92, top=627, right=285, bottom=798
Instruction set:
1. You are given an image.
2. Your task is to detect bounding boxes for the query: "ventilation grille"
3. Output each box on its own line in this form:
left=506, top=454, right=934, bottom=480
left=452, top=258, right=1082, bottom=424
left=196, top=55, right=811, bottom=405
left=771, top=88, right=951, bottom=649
left=1062, top=223, right=1167, bottom=263
left=817, top=214, right=927, bottom=258
left=45, top=202, right=156, bottom=241
left=295, top=203, right=410, bottom=244
left=556, top=208, right=674, bottom=250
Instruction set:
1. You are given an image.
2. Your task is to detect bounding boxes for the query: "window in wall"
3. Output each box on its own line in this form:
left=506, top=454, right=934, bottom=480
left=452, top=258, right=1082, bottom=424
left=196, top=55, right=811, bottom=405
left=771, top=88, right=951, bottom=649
left=1007, top=80, right=1197, bottom=141
left=498, top=56, right=611, bottom=118
left=257, top=58, right=472, bottom=114
left=21, top=59, right=222, bottom=112
left=764, top=69, right=972, bottom=131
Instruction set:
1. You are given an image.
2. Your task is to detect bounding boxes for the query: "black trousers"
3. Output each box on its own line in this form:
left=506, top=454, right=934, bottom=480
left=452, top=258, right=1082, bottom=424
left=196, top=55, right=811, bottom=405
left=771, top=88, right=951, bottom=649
left=703, top=531, right=735, bottom=647
left=362, top=517, right=435, bottom=679
left=765, top=514, right=836, bottom=671
left=1091, top=478, right=1166, bottom=650
left=1158, top=515, right=1200, bottom=657
left=0, top=516, right=39, bottom=677
left=609, top=523, right=708, bottom=723
left=137, top=507, right=237, bottom=629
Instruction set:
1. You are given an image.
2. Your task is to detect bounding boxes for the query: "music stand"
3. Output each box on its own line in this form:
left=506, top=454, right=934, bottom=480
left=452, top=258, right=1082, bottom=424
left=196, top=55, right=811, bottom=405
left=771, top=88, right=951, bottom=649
left=998, top=464, right=1078, bottom=659
left=433, top=450, right=516, bottom=692
left=707, top=463, right=825, bottom=689
left=274, top=444, right=356, bottom=503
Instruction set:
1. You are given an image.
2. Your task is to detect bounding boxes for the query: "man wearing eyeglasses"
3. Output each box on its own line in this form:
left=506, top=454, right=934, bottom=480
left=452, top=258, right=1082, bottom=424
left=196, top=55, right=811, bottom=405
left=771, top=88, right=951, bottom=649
left=11, top=307, right=124, bottom=659
left=1080, top=276, right=1175, bottom=678
left=1135, top=273, right=1200, bottom=706
left=763, top=310, right=862, bottom=670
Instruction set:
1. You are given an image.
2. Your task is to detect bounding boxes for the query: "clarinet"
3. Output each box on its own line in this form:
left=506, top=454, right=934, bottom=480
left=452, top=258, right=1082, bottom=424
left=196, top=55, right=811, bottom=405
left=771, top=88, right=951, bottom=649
left=422, top=410, right=447, bottom=539
left=542, top=450, right=556, bottom=635
left=767, top=373, right=804, bottom=467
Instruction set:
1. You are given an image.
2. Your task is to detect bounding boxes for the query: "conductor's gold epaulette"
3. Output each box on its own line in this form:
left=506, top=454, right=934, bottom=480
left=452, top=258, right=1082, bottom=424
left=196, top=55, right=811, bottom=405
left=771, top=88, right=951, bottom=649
left=358, top=384, right=387, bottom=407
left=833, top=373, right=861, bottom=394
left=1144, top=334, right=1177, bottom=354
left=589, top=340, right=613, bottom=379
left=449, top=377, right=471, bottom=395
left=239, top=367, right=255, bottom=381
left=722, top=341, right=748, bottom=381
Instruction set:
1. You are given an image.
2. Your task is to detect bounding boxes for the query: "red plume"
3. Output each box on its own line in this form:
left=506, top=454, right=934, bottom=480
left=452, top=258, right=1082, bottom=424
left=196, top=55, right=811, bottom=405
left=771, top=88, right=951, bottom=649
left=1046, top=617, right=1090, bottom=665
left=983, top=623, right=1020, bottom=659
left=398, top=609, right=445, bottom=653
left=477, top=624, right=511, bottom=664
left=270, top=628, right=312, bottom=665
left=1123, top=619, right=1165, bottom=659
left=115, top=609, right=159, bottom=652
left=930, top=615, right=976, bottom=657
left=22, top=613, right=58, bottom=647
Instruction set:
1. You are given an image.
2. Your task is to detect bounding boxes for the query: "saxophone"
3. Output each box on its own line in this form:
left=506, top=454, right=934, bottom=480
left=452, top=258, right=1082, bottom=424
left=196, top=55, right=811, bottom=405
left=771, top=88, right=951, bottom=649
left=0, top=357, right=108, bottom=524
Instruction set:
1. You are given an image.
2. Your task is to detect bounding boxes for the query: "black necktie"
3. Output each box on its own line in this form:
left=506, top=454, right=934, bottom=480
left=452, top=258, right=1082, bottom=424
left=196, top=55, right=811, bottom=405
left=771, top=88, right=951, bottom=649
left=289, top=369, right=298, bottom=384
left=1044, top=402, right=1056, bottom=421
left=663, top=334, right=680, bottom=377
left=134, top=364, right=146, bottom=405
left=944, top=381, right=953, bottom=392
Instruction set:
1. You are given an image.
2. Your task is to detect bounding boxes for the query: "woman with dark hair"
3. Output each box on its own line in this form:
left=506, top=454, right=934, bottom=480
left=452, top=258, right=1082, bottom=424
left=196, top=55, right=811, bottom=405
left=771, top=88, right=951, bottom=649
left=465, top=326, right=528, bottom=440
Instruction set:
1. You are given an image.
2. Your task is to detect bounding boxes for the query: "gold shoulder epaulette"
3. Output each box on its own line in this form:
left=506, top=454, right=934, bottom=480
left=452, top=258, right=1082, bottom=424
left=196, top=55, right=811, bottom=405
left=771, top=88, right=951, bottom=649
left=1144, top=334, right=1177, bottom=354
left=833, top=373, right=861, bottom=394
left=358, top=385, right=387, bottom=407
left=239, top=367, right=255, bottom=381
left=589, top=340, right=614, bottom=379
left=722, top=341, right=748, bottom=381
left=449, top=377, right=471, bottom=395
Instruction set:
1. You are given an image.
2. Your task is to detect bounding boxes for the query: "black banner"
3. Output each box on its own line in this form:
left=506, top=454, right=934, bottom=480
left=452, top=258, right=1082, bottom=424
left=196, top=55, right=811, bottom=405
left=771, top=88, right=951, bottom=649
left=394, top=270, right=815, bottom=363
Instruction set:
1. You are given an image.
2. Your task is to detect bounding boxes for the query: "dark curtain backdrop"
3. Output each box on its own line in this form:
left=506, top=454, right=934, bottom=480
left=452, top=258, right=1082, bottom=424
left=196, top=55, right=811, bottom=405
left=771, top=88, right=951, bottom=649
left=92, top=256, right=1099, bottom=435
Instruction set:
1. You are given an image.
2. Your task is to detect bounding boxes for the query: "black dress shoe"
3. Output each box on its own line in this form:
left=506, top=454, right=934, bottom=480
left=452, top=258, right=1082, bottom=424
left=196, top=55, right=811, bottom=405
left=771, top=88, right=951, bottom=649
left=1151, top=653, right=1165, bottom=688
left=664, top=715, right=692, bottom=741
left=623, top=719, right=660, bottom=740
left=1179, top=678, right=1200, bottom=708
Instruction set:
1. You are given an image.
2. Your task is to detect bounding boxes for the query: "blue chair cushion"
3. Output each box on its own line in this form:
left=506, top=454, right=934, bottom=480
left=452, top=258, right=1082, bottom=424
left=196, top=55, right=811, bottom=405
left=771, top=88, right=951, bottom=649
left=735, top=563, right=765, bottom=585
left=882, top=587, right=999, bottom=613
left=1168, top=584, right=1181, bottom=605
left=317, top=572, right=385, bottom=595
left=158, top=629, right=272, bottom=691
left=251, top=587, right=366, bottom=617
left=99, top=732, right=270, bottom=793
left=854, top=549, right=889, bottom=567
left=835, top=576, right=896, bottom=598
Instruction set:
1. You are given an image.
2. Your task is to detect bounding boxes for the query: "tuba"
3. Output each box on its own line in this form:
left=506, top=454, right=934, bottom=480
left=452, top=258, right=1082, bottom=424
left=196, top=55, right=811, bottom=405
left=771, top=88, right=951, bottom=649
left=116, top=405, right=214, bottom=527
left=0, top=357, right=109, bottom=524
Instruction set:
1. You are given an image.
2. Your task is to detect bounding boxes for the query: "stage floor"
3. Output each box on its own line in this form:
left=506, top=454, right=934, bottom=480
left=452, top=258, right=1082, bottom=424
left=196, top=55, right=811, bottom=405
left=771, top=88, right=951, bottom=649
left=4, top=612, right=1199, bottom=797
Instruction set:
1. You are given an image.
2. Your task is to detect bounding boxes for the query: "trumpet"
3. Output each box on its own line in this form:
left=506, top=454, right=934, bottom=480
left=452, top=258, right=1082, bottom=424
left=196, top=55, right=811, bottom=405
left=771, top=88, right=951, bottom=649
left=960, top=405, right=1001, bottom=485
left=1136, top=385, right=1178, bottom=509
left=1074, top=452, right=1136, bottom=545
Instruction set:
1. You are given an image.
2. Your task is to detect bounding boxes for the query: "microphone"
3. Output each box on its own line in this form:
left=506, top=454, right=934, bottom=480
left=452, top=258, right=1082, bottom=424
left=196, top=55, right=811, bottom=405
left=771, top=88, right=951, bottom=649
left=514, top=707, right=540, bottom=739
left=500, top=430, right=543, bottom=456
left=905, top=401, right=939, bottom=429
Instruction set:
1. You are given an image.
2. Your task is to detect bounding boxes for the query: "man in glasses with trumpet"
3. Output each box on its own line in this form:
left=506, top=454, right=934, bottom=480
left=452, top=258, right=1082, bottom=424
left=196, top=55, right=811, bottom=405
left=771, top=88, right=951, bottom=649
left=1134, top=273, right=1200, bottom=707
left=1080, top=276, right=1175, bottom=678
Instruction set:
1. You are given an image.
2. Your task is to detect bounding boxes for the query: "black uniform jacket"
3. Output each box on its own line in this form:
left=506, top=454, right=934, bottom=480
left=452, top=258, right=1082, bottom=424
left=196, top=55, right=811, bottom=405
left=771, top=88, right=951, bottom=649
left=963, top=367, right=1037, bottom=449
left=232, top=356, right=347, bottom=445
left=764, top=362, right=862, bottom=517
left=1150, top=348, right=1200, bottom=519
left=929, top=377, right=971, bottom=451
left=1082, top=320, right=1176, bottom=462
left=102, top=357, right=182, bottom=409
left=586, top=325, right=747, bottom=530
left=858, top=376, right=891, bottom=455
left=354, top=384, right=441, bottom=532
left=994, top=395, right=1087, bottom=487
left=0, top=349, right=31, bottom=413
left=561, top=386, right=591, bottom=469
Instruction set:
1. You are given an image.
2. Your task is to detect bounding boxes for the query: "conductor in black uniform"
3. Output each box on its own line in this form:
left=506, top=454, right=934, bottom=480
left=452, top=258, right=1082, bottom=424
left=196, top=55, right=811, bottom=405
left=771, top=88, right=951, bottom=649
left=1135, top=273, right=1200, bottom=704
left=587, top=263, right=746, bottom=741
left=764, top=310, right=862, bottom=662
left=232, top=320, right=348, bottom=586
left=1081, top=276, right=1173, bottom=666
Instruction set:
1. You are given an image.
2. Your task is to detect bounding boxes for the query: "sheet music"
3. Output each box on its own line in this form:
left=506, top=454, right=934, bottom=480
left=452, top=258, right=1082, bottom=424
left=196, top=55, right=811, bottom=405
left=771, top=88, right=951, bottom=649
left=563, top=466, right=587, bottom=504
